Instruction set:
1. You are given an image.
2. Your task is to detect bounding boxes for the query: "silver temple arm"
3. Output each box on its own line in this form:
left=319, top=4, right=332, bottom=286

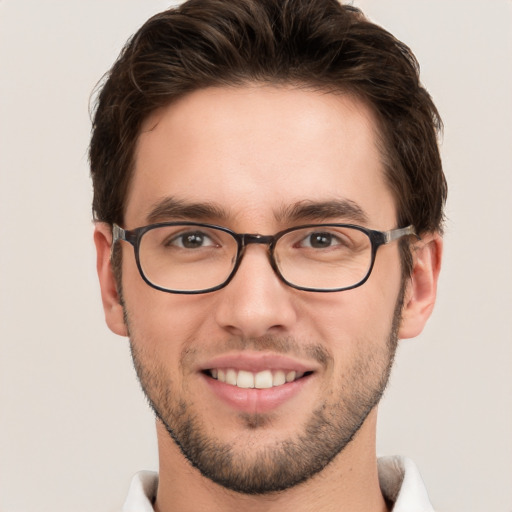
left=111, top=224, right=127, bottom=258
left=383, top=225, right=418, bottom=244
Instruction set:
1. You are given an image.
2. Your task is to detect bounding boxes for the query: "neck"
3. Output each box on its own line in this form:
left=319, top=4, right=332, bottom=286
left=153, top=410, right=389, bottom=512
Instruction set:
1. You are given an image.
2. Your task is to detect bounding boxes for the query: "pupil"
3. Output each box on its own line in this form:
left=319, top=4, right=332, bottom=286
left=183, top=232, right=204, bottom=248
left=310, top=233, right=331, bottom=248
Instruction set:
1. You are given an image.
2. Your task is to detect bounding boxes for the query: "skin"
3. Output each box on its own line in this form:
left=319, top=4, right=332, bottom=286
left=95, top=85, right=442, bottom=512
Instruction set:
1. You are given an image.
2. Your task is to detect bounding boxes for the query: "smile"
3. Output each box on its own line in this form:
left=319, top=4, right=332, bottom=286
left=207, top=368, right=308, bottom=389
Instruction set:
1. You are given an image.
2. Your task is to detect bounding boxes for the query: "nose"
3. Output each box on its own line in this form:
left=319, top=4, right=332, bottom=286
left=213, top=244, right=298, bottom=339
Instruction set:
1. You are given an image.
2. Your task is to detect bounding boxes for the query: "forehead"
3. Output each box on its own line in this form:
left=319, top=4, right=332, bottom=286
left=126, top=85, right=396, bottom=229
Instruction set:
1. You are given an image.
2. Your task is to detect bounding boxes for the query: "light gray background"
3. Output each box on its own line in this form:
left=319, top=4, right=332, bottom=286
left=1, top=1, right=511, bottom=511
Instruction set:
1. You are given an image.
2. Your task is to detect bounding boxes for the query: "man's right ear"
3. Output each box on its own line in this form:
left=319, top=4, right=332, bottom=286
left=94, top=223, right=128, bottom=337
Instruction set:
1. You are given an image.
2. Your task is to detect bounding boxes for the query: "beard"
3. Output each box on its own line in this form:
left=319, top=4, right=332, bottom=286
left=124, top=285, right=404, bottom=495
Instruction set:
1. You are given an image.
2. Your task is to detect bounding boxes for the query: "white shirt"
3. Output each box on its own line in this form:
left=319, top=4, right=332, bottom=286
left=122, top=456, right=434, bottom=511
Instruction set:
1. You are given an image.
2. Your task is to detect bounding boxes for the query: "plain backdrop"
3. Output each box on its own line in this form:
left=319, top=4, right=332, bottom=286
left=1, top=1, right=511, bottom=511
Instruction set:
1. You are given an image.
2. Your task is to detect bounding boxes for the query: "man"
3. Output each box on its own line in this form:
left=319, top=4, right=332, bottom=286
left=90, top=0, right=446, bottom=510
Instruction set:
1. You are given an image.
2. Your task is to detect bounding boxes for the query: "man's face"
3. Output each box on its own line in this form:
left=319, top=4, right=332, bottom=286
left=112, top=86, right=406, bottom=493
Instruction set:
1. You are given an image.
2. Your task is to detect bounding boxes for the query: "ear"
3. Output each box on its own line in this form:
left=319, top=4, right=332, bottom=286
left=398, top=233, right=443, bottom=339
left=94, top=223, right=128, bottom=337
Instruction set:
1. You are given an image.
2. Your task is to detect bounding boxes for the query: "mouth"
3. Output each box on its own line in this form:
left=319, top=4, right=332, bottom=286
left=199, top=352, right=318, bottom=413
left=204, top=368, right=312, bottom=389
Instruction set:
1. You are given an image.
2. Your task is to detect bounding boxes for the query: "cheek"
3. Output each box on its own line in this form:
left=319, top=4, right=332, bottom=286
left=304, top=288, right=396, bottom=338
left=297, top=280, right=400, bottom=368
left=122, top=249, right=204, bottom=330
left=122, top=269, right=217, bottom=365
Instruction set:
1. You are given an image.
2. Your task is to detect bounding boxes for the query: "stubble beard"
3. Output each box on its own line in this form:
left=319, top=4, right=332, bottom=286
left=124, top=287, right=404, bottom=495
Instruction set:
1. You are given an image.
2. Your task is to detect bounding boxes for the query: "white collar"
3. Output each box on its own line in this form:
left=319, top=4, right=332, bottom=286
left=122, top=470, right=157, bottom=512
left=378, top=456, right=434, bottom=511
left=122, top=456, right=434, bottom=511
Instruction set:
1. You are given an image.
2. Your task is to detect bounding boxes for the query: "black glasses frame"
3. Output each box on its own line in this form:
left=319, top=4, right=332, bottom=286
left=112, top=222, right=417, bottom=294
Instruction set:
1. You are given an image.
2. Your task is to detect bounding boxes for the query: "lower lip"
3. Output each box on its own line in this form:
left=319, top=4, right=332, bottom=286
left=202, top=373, right=312, bottom=414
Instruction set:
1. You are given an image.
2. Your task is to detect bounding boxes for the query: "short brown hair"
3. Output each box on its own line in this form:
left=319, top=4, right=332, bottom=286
left=90, top=0, right=446, bottom=273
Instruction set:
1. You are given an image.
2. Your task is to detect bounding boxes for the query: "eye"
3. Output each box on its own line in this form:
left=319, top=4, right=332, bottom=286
left=168, top=230, right=217, bottom=249
left=300, top=231, right=345, bottom=249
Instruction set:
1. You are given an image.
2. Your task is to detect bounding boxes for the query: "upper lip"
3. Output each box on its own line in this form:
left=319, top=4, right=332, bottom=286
left=198, top=351, right=320, bottom=373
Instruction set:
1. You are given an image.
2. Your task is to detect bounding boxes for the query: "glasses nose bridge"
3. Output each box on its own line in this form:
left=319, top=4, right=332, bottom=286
left=241, top=233, right=275, bottom=248
left=236, top=233, right=279, bottom=275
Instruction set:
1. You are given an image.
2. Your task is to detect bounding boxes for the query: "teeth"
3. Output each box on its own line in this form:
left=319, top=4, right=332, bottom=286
left=272, top=370, right=286, bottom=386
left=237, top=370, right=254, bottom=388
left=254, top=370, right=273, bottom=389
left=226, top=368, right=237, bottom=386
left=210, top=368, right=306, bottom=389
left=286, top=371, right=296, bottom=383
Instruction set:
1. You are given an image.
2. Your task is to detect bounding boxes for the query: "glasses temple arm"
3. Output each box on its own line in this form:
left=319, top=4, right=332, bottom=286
left=384, top=225, right=419, bottom=243
left=110, top=224, right=126, bottom=258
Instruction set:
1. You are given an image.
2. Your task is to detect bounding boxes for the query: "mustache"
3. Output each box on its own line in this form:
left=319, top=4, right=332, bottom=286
left=181, top=334, right=332, bottom=367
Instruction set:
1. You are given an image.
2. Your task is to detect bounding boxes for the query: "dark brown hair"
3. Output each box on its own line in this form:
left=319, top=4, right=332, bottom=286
left=89, top=0, right=446, bottom=274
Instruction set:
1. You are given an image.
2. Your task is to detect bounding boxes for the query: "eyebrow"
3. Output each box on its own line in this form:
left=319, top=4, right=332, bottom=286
left=146, top=196, right=369, bottom=226
left=276, top=199, right=369, bottom=225
left=146, top=197, right=228, bottom=223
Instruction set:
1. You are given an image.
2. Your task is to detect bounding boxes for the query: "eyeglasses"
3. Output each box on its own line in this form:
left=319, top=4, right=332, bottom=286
left=112, top=222, right=417, bottom=294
